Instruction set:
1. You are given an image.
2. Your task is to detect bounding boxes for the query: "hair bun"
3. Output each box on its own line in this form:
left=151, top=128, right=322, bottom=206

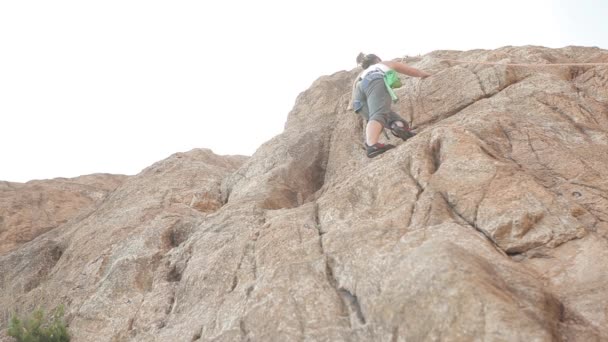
left=356, top=52, right=366, bottom=65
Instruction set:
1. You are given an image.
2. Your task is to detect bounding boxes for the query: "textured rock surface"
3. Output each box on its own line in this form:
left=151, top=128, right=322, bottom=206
left=0, top=174, right=127, bottom=255
left=1, top=46, right=608, bottom=341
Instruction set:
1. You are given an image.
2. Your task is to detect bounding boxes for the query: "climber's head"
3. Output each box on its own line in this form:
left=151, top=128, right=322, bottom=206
left=356, top=53, right=382, bottom=69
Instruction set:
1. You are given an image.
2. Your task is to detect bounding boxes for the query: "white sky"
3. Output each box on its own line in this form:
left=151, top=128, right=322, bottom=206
left=1, top=0, right=606, bottom=182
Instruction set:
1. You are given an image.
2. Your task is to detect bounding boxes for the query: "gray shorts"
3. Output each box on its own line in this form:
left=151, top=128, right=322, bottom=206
left=353, top=75, right=404, bottom=128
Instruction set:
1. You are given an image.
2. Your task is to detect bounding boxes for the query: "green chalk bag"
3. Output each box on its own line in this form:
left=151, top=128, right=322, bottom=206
left=384, top=70, right=402, bottom=88
left=383, top=70, right=402, bottom=102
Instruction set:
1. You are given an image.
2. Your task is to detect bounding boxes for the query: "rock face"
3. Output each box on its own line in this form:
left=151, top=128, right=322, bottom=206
left=0, top=174, right=127, bottom=255
left=1, top=46, right=608, bottom=341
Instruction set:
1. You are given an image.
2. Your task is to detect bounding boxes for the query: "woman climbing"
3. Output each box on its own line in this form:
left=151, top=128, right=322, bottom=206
left=351, top=53, right=431, bottom=158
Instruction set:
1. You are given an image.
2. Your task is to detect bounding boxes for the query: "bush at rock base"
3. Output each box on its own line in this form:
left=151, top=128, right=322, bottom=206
left=7, top=306, right=69, bottom=342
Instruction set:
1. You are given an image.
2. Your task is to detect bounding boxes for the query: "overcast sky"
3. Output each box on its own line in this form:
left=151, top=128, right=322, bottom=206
left=1, top=0, right=606, bottom=182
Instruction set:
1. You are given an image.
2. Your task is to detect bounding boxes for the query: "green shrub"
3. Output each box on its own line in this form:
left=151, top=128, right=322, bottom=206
left=7, top=306, right=69, bottom=342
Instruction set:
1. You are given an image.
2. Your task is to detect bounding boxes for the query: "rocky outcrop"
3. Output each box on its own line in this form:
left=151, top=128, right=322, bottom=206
left=0, top=174, right=127, bottom=255
left=1, top=46, right=608, bottom=341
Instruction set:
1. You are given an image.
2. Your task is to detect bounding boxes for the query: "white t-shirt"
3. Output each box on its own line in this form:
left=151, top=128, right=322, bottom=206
left=359, top=63, right=391, bottom=79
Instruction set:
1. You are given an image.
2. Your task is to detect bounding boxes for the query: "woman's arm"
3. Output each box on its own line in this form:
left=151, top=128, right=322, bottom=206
left=348, top=71, right=363, bottom=110
left=382, top=61, right=431, bottom=78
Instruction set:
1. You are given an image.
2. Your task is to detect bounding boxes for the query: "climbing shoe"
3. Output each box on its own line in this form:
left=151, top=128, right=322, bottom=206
left=366, top=143, right=395, bottom=158
left=390, top=124, right=416, bottom=141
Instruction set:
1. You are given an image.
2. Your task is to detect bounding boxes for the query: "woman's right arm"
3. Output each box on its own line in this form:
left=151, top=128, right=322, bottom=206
left=348, top=72, right=363, bottom=110
left=382, top=61, right=431, bottom=78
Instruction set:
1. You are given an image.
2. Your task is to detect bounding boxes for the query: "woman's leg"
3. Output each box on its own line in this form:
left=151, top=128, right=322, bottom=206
left=388, top=113, right=415, bottom=141
left=392, top=120, right=405, bottom=128
left=364, top=78, right=393, bottom=144
left=366, top=120, right=384, bottom=145
left=364, top=86, right=396, bottom=157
